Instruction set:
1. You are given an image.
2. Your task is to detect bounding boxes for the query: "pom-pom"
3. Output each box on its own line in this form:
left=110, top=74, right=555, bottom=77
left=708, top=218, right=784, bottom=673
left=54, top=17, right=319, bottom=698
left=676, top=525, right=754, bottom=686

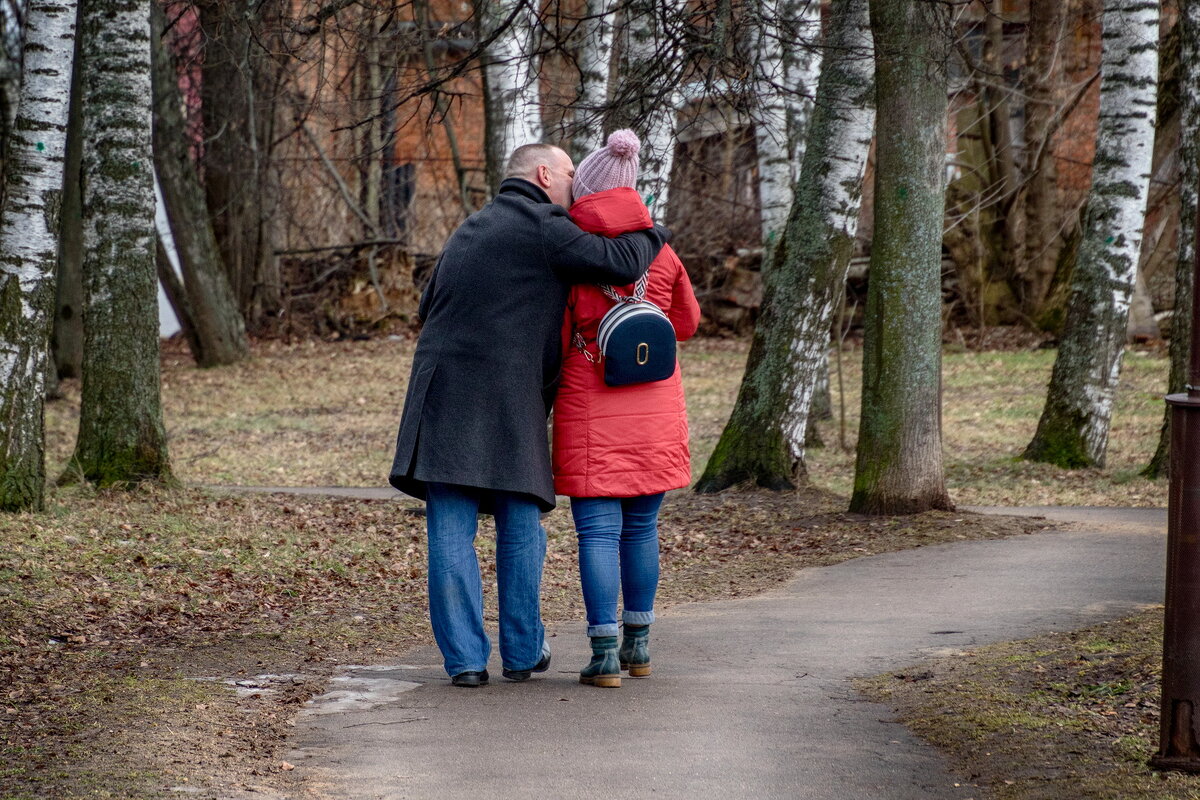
left=606, top=129, right=641, bottom=159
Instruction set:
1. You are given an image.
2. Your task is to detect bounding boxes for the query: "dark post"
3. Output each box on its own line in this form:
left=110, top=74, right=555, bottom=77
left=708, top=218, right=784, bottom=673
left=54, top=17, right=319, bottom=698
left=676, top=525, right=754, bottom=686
left=1152, top=194, right=1200, bottom=772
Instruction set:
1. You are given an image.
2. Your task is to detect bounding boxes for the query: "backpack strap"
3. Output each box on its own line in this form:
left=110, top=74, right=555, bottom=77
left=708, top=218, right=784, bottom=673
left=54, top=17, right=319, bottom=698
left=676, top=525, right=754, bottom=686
left=599, top=270, right=649, bottom=304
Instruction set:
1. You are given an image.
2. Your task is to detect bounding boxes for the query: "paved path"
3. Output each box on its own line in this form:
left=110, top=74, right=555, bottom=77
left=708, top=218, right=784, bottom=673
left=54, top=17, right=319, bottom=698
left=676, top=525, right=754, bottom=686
left=281, top=507, right=1166, bottom=800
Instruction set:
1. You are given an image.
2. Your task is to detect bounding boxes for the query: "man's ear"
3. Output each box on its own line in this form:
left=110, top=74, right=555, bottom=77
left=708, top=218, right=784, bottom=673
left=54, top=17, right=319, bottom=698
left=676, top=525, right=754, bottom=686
left=536, top=163, right=552, bottom=188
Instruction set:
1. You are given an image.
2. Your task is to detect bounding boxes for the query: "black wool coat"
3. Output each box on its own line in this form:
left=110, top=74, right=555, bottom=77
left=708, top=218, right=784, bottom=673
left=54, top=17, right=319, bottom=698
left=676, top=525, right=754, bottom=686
left=388, top=178, right=669, bottom=511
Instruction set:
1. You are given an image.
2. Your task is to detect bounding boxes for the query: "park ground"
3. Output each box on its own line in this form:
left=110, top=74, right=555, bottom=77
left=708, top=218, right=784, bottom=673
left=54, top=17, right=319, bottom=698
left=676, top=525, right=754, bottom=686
left=0, top=333, right=1187, bottom=798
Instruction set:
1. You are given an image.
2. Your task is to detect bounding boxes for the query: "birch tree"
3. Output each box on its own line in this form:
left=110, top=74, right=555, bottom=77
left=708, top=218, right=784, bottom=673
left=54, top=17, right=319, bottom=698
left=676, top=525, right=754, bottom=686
left=849, top=0, right=953, bottom=515
left=571, top=0, right=616, bottom=162
left=697, top=0, right=874, bottom=493
left=482, top=0, right=543, bottom=194
left=67, top=0, right=172, bottom=487
left=1024, top=1, right=1159, bottom=468
left=1147, top=1, right=1196, bottom=479
left=0, top=0, right=78, bottom=512
left=752, top=0, right=822, bottom=256
left=610, top=0, right=688, bottom=222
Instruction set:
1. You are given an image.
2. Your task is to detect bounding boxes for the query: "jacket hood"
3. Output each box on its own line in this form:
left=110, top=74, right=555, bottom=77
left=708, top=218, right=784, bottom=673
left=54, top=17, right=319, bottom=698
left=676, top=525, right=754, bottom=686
left=568, top=187, right=653, bottom=235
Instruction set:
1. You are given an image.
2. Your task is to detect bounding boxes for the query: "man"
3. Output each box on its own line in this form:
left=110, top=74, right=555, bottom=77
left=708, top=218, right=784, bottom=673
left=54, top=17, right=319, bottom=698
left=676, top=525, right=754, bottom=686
left=389, top=143, right=670, bottom=687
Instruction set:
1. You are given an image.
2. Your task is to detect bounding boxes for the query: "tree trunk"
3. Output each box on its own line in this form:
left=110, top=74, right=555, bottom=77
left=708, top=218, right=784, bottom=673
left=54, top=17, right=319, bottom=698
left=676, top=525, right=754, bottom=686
left=752, top=0, right=822, bottom=255
left=199, top=0, right=281, bottom=329
left=53, top=26, right=85, bottom=380
left=68, top=0, right=173, bottom=488
left=1024, top=0, right=1159, bottom=468
left=610, top=0, right=687, bottom=222
left=150, top=2, right=247, bottom=368
left=571, top=0, right=617, bottom=162
left=1022, top=0, right=1069, bottom=317
left=848, top=0, right=953, bottom=515
left=696, top=0, right=874, bottom=493
left=481, top=0, right=543, bottom=194
left=1146, top=0, right=1198, bottom=479
left=0, top=0, right=78, bottom=512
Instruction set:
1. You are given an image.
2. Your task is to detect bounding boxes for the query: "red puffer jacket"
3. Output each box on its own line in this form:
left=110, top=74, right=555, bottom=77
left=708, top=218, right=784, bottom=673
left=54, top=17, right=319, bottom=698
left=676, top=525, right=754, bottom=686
left=552, top=187, right=701, bottom=498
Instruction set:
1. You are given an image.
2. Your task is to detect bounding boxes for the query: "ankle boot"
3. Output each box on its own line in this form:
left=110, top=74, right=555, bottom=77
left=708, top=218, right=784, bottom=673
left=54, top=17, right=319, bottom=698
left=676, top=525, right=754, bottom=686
left=620, top=624, right=651, bottom=677
left=579, top=636, right=621, bottom=688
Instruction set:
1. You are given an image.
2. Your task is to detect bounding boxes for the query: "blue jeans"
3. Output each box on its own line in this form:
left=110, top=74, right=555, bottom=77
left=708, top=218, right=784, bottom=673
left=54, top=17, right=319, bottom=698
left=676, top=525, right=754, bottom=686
left=425, top=483, right=547, bottom=676
left=570, top=493, right=664, bottom=637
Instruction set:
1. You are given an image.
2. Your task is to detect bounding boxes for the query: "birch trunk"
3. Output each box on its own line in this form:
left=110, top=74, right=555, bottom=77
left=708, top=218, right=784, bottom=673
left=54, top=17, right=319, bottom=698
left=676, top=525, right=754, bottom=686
left=848, top=0, right=953, bottom=515
left=0, top=0, right=78, bottom=511
left=571, top=0, right=616, bottom=162
left=611, top=0, right=687, bottom=222
left=753, top=0, right=822, bottom=254
left=482, top=0, right=543, bottom=194
left=1146, top=0, right=1198, bottom=479
left=68, top=0, right=173, bottom=487
left=150, top=1, right=247, bottom=368
left=1024, top=0, right=1159, bottom=468
left=696, top=0, right=874, bottom=493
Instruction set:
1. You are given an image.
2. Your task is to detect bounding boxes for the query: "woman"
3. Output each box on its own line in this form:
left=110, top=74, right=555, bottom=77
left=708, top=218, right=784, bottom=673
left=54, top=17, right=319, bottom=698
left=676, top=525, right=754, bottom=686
left=552, top=130, right=701, bottom=688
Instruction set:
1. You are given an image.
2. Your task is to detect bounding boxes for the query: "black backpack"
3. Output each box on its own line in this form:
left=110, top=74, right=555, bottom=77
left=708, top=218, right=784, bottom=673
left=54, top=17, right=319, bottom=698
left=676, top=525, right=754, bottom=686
left=572, top=272, right=677, bottom=387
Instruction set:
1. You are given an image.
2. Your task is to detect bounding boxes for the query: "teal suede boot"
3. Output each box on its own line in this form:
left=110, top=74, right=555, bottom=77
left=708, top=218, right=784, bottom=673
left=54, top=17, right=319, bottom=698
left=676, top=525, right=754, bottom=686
left=579, top=636, right=621, bottom=688
left=620, top=624, right=651, bottom=677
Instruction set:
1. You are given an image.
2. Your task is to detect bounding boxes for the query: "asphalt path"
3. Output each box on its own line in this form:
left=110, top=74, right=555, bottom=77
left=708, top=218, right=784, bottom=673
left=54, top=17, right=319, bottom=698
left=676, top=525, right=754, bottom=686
left=282, top=506, right=1166, bottom=800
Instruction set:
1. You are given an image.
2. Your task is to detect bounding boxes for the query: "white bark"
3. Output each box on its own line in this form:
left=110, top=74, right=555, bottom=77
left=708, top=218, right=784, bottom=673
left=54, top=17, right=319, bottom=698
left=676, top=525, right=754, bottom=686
left=572, top=0, right=616, bottom=161
left=620, top=0, right=687, bottom=222
left=483, top=0, right=543, bottom=165
left=753, top=0, right=822, bottom=250
left=779, top=0, right=875, bottom=464
left=0, top=0, right=78, bottom=511
left=695, top=0, right=874, bottom=493
left=1026, top=0, right=1159, bottom=467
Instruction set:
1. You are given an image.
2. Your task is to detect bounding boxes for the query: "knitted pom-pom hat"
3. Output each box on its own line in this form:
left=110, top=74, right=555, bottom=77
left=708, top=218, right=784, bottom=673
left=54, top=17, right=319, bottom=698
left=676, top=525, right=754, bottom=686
left=573, top=129, right=640, bottom=200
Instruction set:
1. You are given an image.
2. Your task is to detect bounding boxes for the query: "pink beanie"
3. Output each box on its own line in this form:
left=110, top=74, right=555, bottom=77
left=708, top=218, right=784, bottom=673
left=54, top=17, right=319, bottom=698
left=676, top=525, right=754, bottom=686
left=573, top=130, right=640, bottom=199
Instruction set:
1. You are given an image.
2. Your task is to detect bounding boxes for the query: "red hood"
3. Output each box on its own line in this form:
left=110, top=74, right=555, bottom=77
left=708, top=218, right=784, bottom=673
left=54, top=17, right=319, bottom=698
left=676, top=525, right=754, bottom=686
left=568, top=187, right=653, bottom=236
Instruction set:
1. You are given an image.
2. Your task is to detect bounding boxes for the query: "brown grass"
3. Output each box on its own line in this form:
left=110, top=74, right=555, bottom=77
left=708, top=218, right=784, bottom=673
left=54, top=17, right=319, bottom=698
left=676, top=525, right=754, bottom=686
left=45, top=335, right=1170, bottom=507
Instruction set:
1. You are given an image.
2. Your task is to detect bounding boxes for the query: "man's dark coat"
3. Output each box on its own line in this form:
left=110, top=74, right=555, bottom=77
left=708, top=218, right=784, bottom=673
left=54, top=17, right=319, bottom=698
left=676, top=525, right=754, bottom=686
left=388, top=178, right=669, bottom=511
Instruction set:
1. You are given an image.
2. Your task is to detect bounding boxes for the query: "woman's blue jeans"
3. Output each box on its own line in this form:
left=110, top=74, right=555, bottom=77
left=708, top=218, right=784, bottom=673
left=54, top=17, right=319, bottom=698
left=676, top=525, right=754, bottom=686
left=570, top=493, right=664, bottom=637
left=425, top=483, right=547, bottom=676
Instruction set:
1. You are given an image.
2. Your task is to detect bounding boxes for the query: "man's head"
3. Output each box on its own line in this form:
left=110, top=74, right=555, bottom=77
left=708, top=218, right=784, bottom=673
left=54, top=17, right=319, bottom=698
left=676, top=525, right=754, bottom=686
left=505, top=143, right=576, bottom=208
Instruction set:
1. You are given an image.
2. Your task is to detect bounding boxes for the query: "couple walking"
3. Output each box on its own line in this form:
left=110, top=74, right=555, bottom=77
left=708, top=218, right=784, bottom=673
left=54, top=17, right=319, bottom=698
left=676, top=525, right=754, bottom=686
left=389, top=131, right=700, bottom=688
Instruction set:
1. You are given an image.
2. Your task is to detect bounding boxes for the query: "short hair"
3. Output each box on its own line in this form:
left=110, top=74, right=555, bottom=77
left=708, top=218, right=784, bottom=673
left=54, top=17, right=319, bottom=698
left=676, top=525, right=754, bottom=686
left=504, top=143, right=562, bottom=179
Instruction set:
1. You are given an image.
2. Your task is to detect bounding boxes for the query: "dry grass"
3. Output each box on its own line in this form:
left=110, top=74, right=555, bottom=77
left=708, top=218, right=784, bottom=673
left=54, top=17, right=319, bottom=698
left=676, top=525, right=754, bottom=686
left=44, top=335, right=1169, bottom=507
left=857, top=609, right=1199, bottom=800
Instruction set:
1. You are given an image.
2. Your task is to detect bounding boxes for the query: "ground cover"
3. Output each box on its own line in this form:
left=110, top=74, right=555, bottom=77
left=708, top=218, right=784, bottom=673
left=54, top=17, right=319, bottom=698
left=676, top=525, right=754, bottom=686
left=857, top=608, right=1199, bottom=799
left=10, top=333, right=1171, bottom=797
left=45, top=335, right=1169, bottom=506
left=1, top=486, right=1048, bottom=798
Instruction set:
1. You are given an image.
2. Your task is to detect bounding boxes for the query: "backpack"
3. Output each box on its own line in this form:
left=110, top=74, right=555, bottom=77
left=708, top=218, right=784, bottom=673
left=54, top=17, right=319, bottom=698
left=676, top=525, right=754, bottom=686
left=572, top=272, right=677, bottom=387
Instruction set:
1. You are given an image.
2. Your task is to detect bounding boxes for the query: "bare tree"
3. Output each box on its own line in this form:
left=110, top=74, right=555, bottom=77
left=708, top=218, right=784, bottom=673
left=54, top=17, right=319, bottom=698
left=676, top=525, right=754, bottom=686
left=1024, top=0, right=1159, bottom=468
left=68, top=0, right=173, bottom=487
left=697, top=0, right=874, bottom=493
left=849, top=0, right=954, bottom=515
left=481, top=0, right=543, bottom=193
left=151, top=1, right=248, bottom=367
left=0, top=0, right=77, bottom=511
left=571, top=0, right=617, bottom=161
left=752, top=0, right=821, bottom=257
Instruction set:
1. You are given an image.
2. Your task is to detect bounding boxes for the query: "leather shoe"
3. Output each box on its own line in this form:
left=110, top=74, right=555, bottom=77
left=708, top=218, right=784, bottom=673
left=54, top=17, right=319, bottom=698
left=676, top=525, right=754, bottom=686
left=502, top=650, right=551, bottom=682
left=451, top=669, right=489, bottom=688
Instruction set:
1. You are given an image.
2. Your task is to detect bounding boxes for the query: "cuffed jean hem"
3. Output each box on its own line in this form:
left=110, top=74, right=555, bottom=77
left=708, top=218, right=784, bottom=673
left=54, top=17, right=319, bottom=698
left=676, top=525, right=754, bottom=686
left=586, top=622, right=620, bottom=637
left=623, top=609, right=655, bottom=626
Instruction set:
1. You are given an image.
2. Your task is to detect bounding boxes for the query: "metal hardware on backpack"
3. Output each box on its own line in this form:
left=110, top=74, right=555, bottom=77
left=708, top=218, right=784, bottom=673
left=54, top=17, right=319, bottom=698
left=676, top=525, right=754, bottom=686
left=571, top=272, right=677, bottom=387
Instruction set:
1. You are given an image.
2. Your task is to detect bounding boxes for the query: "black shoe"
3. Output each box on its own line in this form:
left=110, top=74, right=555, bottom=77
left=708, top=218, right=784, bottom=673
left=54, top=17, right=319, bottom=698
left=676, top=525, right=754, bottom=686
left=451, top=669, right=489, bottom=688
left=502, top=650, right=551, bottom=682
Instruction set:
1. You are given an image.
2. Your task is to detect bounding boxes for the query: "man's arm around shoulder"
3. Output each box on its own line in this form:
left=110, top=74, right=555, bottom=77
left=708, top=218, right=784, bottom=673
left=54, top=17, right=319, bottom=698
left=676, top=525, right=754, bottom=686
left=541, top=206, right=671, bottom=285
